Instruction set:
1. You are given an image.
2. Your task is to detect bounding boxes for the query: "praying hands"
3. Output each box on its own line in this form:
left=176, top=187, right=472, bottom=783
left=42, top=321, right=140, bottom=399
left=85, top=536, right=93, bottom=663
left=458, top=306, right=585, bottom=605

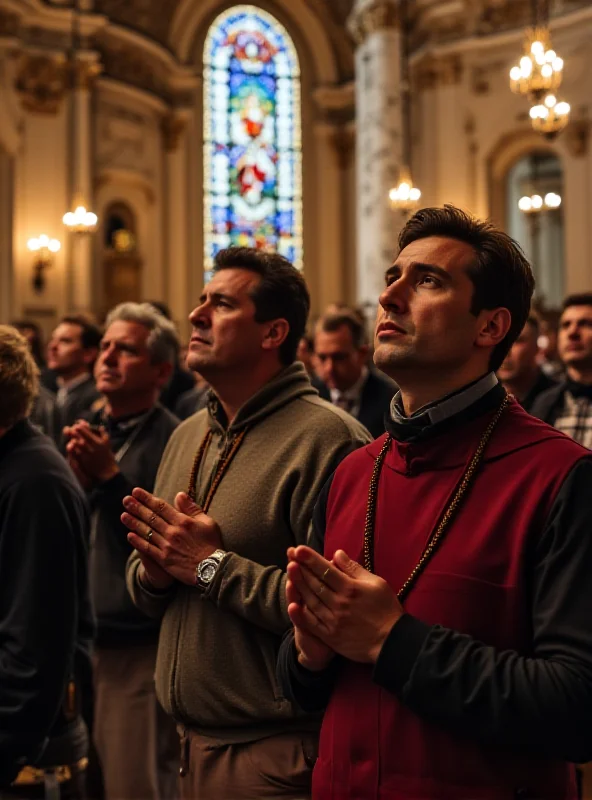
left=286, top=545, right=405, bottom=666
left=121, top=488, right=223, bottom=589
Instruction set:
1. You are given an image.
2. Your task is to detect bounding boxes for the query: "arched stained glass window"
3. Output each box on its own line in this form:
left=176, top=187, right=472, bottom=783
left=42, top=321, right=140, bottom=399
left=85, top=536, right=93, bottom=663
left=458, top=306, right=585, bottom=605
left=203, top=5, right=302, bottom=272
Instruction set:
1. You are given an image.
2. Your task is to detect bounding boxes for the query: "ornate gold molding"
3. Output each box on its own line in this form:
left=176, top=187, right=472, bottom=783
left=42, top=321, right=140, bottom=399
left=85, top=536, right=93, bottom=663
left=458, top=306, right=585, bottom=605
left=15, top=54, right=68, bottom=115
left=0, top=10, right=19, bottom=37
left=72, top=58, right=103, bottom=90
left=413, top=53, right=463, bottom=91
left=564, top=119, right=591, bottom=158
left=348, top=0, right=400, bottom=47
left=329, top=125, right=356, bottom=171
left=161, top=113, right=187, bottom=153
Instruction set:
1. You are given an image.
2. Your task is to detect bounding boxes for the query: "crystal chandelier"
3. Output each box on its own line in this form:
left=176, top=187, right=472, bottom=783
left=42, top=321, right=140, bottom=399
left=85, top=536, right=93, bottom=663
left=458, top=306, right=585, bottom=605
left=509, top=27, right=564, bottom=100
left=529, top=93, right=571, bottom=138
left=387, top=0, right=421, bottom=215
left=509, top=1, right=570, bottom=138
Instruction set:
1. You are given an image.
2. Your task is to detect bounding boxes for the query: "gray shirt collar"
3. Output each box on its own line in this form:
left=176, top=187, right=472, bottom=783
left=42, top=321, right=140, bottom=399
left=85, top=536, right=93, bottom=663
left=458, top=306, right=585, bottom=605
left=390, top=372, right=499, bottom=427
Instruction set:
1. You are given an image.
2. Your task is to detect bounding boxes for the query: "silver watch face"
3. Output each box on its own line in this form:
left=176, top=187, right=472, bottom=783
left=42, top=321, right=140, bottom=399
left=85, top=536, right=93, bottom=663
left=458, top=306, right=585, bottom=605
left=199, top=560, right=218, bottom=584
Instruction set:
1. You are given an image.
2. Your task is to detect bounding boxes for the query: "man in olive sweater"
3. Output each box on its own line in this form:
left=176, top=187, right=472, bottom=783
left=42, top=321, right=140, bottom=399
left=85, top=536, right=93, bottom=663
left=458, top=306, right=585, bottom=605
left=124, top=247, right=371, bottom=799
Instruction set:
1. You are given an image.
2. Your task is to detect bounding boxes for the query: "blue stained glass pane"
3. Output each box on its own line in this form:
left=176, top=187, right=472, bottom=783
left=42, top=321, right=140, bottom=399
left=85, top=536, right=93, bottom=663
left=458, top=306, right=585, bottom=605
left=203, top=5, right=302, bottom=270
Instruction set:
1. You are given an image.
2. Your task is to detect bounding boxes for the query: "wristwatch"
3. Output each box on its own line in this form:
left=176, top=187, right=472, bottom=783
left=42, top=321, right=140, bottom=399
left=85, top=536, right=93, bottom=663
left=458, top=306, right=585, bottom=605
left=195, top=549, right=227, bottom=591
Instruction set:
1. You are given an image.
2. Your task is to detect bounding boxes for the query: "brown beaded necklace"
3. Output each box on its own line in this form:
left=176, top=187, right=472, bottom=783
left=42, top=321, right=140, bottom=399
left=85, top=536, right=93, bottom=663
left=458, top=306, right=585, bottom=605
left=187, top=427, right=248, bottom=512
left=364, top=393, right=510, bottom=601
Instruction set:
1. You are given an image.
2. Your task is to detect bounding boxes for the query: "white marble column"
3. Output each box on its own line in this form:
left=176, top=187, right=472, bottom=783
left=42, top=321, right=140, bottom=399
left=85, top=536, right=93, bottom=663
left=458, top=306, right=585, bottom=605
left=349, top=0, right=403, bottom=309
left=163, top=111, right=192, bottom=341
left=68, top=59, right=97, bottom=314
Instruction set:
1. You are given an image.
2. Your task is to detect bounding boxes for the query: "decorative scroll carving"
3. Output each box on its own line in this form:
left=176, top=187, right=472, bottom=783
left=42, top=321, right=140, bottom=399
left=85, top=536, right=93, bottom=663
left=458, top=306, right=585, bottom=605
left=161, top=113, right=186, bottom=153
left=564, top=118, right=591, bottom=158
left=348, top=0, right=400, bottom=47
left=413, top=54, right=463, bottom=91
left=15, top=54, right=68, bottom=114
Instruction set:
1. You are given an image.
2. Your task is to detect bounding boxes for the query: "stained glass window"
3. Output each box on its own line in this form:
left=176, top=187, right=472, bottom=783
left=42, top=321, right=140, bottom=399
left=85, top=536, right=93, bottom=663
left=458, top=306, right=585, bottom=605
left=203, top=5, right=302, bottom=272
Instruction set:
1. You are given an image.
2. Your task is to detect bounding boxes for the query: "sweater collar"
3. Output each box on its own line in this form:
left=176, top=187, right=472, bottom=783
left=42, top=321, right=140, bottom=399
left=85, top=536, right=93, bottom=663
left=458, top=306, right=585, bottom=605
left=206, top=362, right=318, bottom=433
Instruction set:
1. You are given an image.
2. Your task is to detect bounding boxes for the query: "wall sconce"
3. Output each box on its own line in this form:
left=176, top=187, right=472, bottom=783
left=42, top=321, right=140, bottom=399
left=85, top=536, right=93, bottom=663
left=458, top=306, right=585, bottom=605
left=27, top=234, right=61, bottom=293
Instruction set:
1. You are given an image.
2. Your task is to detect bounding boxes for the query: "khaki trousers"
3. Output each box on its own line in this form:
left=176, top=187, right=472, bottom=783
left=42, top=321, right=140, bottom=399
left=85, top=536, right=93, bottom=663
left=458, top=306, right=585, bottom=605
left=178, top=731, right=318, bottom=800
left=93, top=643, right=178, bottom=800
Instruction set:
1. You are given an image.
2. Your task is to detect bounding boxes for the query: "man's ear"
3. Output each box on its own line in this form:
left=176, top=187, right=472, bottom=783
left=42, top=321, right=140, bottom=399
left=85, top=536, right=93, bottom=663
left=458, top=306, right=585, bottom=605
left=261, top=318, right=290, bottom=353
left=475, top=307, right=512, bottom=350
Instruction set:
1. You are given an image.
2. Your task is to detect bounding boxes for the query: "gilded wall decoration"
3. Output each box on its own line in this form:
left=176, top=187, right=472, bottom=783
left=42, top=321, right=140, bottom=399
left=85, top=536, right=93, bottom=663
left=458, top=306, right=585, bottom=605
left=15, top=54, right=68, bottom=115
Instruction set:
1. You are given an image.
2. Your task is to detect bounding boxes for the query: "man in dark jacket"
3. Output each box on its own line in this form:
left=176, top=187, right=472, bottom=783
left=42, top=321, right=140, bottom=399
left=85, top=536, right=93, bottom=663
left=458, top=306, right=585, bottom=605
left=65, top=303, right=180, bottom=800
left=531, top=293, right=592, bottom=447
left=314, top=311, right=396, bottom=438
left=47, top=316, right=102, bottom=447
left=497, top=314, right=557, bottom=412
left=0, top=326, right=91, bottom=793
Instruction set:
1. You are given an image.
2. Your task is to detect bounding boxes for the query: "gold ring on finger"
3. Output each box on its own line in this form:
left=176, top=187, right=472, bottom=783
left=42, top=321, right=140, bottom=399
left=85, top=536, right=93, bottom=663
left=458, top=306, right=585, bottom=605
left=316, top=583, right=325, bottom=597
left=321, top=567, right=331, bottom=583
left=145, top=528, right=153, bottom=543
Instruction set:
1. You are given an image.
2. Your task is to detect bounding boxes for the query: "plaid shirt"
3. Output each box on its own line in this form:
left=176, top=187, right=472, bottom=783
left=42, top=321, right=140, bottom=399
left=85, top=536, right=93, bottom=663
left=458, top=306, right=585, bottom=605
left=553, top=390, right=592, bottom=449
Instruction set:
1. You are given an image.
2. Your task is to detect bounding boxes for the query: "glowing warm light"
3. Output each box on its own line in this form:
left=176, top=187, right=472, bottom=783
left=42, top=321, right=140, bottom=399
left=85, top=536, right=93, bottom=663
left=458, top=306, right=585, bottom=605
left=510, top=27, right=564, bottom=101
left=27, top=235, right=61, bottom=253
left=388, top=168, right=422, bottom=213
left=63, top=204, right=98, bottom=232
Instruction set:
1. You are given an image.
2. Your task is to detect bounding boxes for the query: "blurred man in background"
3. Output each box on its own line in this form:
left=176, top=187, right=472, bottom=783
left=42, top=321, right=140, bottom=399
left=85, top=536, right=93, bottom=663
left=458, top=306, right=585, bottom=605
left=314, top=311, right=396, bottom=438
left=497, top=315, right=557, bottom=412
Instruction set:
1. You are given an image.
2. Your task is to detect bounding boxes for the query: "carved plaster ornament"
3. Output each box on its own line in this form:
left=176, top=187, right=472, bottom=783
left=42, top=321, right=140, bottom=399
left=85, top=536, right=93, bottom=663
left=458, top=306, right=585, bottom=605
left=15, top=54, right=68, bottom=114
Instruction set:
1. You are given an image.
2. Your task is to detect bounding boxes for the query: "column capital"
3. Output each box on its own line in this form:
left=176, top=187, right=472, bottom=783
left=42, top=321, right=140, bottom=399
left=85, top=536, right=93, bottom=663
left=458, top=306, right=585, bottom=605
left=348, top=0, right=400, bottom=47
left=161, top=110, right=191, bottom=153
left=412, top=53, right=463, bottom=91
left=15, top=53, right=68, bottom=115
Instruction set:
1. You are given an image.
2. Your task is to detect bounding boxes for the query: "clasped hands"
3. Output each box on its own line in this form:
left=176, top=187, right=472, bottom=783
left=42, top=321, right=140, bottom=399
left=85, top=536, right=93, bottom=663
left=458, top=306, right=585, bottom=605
left=64, top=420, right=120, bottom=488
left=286, top=546, right=404, bottom=671
left=121, top=489, right=223, bottom=590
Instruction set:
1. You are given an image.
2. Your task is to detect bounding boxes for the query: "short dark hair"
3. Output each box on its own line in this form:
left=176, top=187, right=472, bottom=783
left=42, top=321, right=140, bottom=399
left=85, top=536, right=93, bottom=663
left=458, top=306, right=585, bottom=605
left=562, top=293, right=592, bottom=312
left=213, top=247, right=310, bottom=365
left=317, top=311, right=366, bottom=349
left=525, top=314, right=540, bottom=335
left=60, top=316, right=102, bottom=350
left=10, top=320, right=46, bottom=367
left=399, top=205, right=535, bottom=372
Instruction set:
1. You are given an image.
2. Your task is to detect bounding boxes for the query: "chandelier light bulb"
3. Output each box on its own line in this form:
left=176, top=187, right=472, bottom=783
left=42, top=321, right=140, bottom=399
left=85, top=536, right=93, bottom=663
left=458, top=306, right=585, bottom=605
left=48, top=238, right=61, bottom=253
left=38, top=234, right=50, bottom=248
left=541, top=64, right=553, bottom=78
left=544, top=192, right=562, bottom=208
left=518, top=196, right=533, bottom=212
left=553, top=57, right=563, bottom=72
left=27, top=238, right=40, bottom=251
left=555, top=101, right=570, bottom=115
left=388, top=168, right=422, bottom=213
left=545, top=94, right=556, bottom=108
left=531, top=195, right=543, bottom=209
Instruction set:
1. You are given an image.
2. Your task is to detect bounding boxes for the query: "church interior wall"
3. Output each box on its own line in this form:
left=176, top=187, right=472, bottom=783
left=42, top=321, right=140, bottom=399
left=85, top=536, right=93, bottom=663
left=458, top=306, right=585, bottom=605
left=1, top=0, right=591, bottom=335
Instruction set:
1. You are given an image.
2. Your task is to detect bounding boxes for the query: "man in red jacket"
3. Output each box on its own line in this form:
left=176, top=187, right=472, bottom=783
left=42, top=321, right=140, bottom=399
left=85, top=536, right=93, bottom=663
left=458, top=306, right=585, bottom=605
left=278, top=205, right=592, bottom=799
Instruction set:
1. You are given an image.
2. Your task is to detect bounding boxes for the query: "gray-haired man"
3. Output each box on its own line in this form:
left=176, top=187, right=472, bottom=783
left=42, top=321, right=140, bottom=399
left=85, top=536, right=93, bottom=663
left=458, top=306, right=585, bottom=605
left=65, top=303, right=180, bottom=800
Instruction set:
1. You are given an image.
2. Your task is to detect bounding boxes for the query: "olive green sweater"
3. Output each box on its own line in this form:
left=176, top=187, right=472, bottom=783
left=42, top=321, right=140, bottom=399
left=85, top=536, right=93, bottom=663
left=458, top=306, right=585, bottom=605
left=126, top=363, right=372, bottom=742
